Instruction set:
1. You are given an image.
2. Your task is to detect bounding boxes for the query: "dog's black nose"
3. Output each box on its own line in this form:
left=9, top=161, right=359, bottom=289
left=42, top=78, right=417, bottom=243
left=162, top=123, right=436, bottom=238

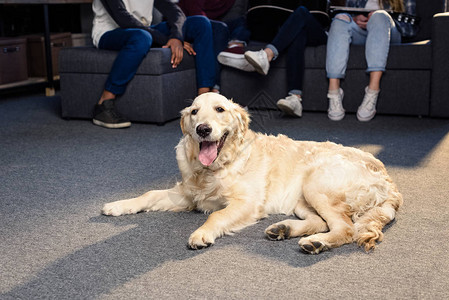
left=196, top=124, right=212, bottom=138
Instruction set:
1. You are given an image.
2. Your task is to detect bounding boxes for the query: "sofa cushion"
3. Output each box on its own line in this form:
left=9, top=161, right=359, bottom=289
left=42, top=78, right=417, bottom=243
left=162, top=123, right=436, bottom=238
left=59, top=46, right=196, bottom=75
left=59, top=46, right=197, bottom=124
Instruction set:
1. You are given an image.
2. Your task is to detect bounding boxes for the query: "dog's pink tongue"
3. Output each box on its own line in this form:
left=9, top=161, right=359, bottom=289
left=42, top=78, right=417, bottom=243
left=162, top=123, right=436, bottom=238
left=199, top=141, right=218, bottom=166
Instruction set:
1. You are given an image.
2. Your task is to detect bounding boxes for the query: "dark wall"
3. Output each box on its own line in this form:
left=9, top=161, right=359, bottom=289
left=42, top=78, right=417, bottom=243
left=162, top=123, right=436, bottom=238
left=0, top=4, right=87, bottom=37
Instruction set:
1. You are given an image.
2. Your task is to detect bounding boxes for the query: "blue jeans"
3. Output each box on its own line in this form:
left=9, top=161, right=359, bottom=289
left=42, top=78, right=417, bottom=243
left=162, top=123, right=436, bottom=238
left=225, top=16, right=251, bottom=44
left=155, top=16, right=216, bottom=90
left=211, top=20, right=229, bottom=90
left=210, top=17, right=252, bottom=90
left=99, top=15, right=216, bottom=95
left=266, top=6, right=327, bottom=95
left=99, top=29, right=152, bottom=95
left=326, top=10, right=402, bottom=79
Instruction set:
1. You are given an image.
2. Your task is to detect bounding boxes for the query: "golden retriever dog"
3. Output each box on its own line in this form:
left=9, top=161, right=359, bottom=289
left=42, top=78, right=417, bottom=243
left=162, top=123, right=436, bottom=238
left=102, top=93, right=403, bottom=254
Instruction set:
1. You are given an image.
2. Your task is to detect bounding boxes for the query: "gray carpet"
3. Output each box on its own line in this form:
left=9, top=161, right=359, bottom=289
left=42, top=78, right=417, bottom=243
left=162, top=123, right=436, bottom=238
left=1, top=93, right=448, bottom=299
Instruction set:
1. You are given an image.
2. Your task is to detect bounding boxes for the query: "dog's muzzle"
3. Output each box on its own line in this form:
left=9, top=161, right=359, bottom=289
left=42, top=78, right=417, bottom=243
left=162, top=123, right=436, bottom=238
left=196, top=124, right=228, bottom=167
left=196, top=124, right=212, bottom=138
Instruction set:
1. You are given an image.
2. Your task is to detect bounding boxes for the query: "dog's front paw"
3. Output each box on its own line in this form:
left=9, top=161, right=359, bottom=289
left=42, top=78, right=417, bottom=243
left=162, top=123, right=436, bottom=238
left=298, top=237, right=327, bottom=254
left=188, top=229, right=215, bottom=250
left=265, top=224, right=291, bottom=240
left=102, top=199, right=138, bottom=216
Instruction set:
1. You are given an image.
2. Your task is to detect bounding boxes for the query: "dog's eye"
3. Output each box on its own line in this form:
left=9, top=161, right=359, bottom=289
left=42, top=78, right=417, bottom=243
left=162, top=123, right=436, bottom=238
left=216, top=107, right=225, bottom=113
left=191, top=109, right=198, bottom=115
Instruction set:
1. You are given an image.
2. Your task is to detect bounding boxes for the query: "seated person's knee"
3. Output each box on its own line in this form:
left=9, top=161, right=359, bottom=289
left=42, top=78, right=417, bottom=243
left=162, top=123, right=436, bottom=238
left=129, top=29, right=152, bottom=49
left=188, top=15, right=211, bottom=26
left=369, top=10, right=390, bottom=22
left=335, top=13, right=351, bottom=22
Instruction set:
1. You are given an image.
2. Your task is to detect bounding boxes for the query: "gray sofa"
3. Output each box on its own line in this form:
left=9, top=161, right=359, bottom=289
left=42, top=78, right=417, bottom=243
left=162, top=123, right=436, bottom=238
left=60, top=0, right=449, bottom=123
left=60, top=47, right=197, bottom=125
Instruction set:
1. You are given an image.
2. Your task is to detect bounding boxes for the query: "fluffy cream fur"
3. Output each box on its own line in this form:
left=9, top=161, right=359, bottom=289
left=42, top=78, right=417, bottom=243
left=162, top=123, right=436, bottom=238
left=102, top=93, right=403, bottom=254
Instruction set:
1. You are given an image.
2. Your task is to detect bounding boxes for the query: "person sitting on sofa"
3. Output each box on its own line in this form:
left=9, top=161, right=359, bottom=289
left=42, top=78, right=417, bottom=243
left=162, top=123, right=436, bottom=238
left=178, top=0, right=251, bottom=91
left=326, top=0, right=418, bottom=122
left=220, top=6, right=329, bottom=118
left=91, top=0, right=217, bottom=129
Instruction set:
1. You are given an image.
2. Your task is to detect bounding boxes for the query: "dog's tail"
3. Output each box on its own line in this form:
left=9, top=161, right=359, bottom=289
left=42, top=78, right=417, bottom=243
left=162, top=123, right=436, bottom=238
left=354, top=184, right=403, bottom=252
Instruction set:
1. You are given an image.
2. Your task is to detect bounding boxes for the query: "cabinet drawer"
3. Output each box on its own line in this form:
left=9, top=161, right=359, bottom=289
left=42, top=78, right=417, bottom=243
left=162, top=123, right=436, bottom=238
left=0, top=38, right=28, bottom=85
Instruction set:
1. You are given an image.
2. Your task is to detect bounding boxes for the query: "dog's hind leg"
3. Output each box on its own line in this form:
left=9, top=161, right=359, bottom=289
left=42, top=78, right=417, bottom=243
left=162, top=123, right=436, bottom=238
left=297, top=179, right=356, bottom=254
left=102, top=183, right=194, bottom=216
left=265, top=198, right=328, bottom=240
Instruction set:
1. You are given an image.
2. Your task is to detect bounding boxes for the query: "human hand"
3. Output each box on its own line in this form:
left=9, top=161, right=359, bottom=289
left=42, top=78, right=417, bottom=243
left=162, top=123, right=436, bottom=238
left=353, top=14, right=369, bottom=29
left=183, top=41, right=196, bottom=56
left=163, top=38, right=184, bottom=68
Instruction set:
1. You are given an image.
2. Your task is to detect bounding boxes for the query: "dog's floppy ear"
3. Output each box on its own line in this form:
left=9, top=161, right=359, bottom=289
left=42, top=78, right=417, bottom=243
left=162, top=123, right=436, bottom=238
left=231, top=100, right=250, bottom=135
left=180, top=107, right=190, bottom=135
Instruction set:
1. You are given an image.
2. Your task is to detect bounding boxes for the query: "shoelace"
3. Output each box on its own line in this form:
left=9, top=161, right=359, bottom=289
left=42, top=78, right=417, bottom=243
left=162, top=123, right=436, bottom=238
left=286, top=95, right=301, bottom=105
left=361, top=93, right=378, bottom=110
left=329, top=96, right=343, bottom=111
left=105, top=106, right=123, bottom=120
left=256, top=50, right=266, bottom=62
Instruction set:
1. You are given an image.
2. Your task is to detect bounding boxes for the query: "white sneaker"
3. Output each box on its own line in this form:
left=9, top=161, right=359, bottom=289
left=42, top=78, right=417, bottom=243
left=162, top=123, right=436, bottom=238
left=357, top=87, right=379, bottom=122
left=244, top=49, right=270, bottom=75
left=327, top=88, right=345, bottom=121
left=277, top=94, right=302, bottom=117
left=218, top=46, right=256, bottom=72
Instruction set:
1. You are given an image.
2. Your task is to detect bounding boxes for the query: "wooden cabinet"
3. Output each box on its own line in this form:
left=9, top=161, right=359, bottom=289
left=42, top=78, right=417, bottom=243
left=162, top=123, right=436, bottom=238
left=0, top=37, right=28, bottom=84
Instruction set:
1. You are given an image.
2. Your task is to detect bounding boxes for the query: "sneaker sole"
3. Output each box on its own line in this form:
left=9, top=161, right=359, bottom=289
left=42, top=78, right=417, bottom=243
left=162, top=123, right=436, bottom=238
left=93, top=119, right=131, bottom=129
left=217, top=55, right=255, bottom=72
left=328, top=113, right=345, bottom=121
left=218, top=52, right=245, bottom=59
left=244, top=53, right=268, bottom=75
left=277, top=102, right=302, bottom=117
left=357, top=111, right=376, bottom=122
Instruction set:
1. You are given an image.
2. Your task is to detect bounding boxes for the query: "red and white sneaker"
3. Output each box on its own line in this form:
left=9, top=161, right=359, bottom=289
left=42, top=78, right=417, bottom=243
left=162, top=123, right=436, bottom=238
left=217, top=45, right=255, bottom=72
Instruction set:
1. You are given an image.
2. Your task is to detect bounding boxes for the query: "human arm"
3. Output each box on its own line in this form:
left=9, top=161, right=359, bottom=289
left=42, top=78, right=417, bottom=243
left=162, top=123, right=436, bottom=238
left=163, top=38, right=184, bottom=68
left=154, top=0, right=186, bottom=42
left=343, top=0, right=374, bottom=29
left=183, top=41, right=196, bottom=56
left=162, top=40, right=197, bottom=69
left=99, top=0, right=147, bottom=29
left=353, top=13, right=370, bottom=29
left=155, top=0, right=187, bottom=68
